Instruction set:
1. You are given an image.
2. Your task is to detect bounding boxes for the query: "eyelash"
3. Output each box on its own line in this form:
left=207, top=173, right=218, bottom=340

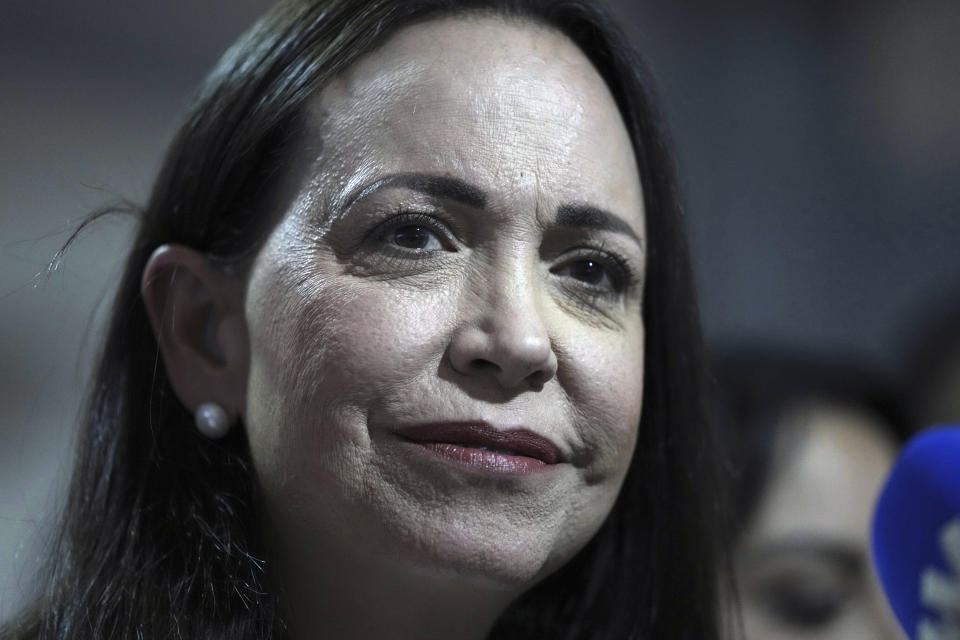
left=550, top=244, right=637, bottom=299
left=372, top=210, right=456, bottom=256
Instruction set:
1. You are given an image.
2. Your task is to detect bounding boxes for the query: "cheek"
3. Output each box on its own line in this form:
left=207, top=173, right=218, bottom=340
left=244, top=266, right=456, bottom=456
left=560, top=321, right=645, bottom=480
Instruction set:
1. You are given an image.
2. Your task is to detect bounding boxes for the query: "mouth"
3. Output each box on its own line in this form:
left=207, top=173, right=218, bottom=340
left=400, top=422, right=565, bottom=475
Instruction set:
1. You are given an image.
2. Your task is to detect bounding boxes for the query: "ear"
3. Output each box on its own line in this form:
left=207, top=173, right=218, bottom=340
left=141, top=244, right=249, bottom=423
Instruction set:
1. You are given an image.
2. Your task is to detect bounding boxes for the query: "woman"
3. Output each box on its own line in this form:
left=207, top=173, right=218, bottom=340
left=3, top=1, right=726, bottom=638
left=715, top=350, right=907, bottom=639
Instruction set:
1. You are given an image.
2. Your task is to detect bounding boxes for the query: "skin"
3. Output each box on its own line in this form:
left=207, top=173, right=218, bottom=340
left=734, top=402, right=906, bottom=640
left=144, top=15, right=646, bottom=640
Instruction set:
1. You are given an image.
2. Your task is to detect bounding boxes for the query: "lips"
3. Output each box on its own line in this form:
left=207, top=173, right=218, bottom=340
left=400, top=422, right=565, bottom=473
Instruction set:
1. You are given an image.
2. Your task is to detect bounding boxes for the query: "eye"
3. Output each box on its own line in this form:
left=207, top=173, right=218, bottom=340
left=387, top=224, right=443, bottom=252
left=759, top=578, right=848, bottom=629
left=565, top=259, right=610, bottom=286
left=551, top=250, right=631, bottom=296
left=745, top=554, right=860, bottom=633
left=374, top=212, right=453, bottom=255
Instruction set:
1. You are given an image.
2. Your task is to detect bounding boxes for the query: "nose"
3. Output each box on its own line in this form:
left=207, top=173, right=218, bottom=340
left=447, top=278, right=558, bottom=391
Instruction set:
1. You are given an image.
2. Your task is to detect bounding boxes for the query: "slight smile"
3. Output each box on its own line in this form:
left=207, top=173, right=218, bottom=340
left=400, top=422, right=566, bottom=476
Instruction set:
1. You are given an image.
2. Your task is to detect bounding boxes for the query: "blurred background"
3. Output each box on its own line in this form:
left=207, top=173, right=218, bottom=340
left=2, top=0, right=958, bottom=623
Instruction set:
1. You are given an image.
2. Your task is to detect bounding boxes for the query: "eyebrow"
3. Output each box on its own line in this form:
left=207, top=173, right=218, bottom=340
left=342, top=172, right=488, bottom=212
left=746, top=536, right=865, bottom=575
left=556, top=204, right=643, bottom=248
left=339, top=173, right=642, bottom=248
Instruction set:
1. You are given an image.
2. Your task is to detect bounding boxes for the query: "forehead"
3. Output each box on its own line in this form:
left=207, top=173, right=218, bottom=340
left=748, top=403, right=898, bottom=543
left=303, top=15, right=644, bottom=225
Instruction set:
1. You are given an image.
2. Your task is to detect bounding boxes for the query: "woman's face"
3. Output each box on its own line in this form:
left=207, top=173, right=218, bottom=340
left=734, top=402, right=904, bottom=639
left=241, top=16, right=646, bottom=591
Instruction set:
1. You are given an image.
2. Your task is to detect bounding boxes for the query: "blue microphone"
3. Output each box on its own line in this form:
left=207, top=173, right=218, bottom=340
left=872, top=426, right=960, bottom=640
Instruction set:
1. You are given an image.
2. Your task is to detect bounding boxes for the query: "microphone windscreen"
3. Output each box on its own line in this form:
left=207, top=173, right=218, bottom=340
left=872, top=425, right=960, bottom=639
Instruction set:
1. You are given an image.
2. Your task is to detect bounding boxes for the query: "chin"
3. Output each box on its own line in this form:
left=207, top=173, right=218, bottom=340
left=401, top=527, right=564, bottom=592
left=373, top=497, right=603, bottom=594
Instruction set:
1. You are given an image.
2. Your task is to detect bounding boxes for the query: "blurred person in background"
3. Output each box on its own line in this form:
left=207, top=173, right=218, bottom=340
left=714, top=350, right=909, bottom=639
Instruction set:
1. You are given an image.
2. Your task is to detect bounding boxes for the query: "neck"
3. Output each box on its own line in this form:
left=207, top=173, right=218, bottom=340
left=275, top=531, right=520, bottom=640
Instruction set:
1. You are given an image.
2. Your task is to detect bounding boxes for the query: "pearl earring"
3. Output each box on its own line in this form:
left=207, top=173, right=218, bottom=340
left=194, top=402, right=231, bottom=439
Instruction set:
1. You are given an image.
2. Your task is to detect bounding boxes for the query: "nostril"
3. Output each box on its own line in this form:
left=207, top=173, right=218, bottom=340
left=447, top=323, right=557, bottom=390
left=525, top=370, right=548, bottom=390
left=469, top=359, right=501, bottom=375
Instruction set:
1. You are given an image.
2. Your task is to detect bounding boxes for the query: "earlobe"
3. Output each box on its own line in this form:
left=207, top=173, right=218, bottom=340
left=141, top=244, right=249, bottom=424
